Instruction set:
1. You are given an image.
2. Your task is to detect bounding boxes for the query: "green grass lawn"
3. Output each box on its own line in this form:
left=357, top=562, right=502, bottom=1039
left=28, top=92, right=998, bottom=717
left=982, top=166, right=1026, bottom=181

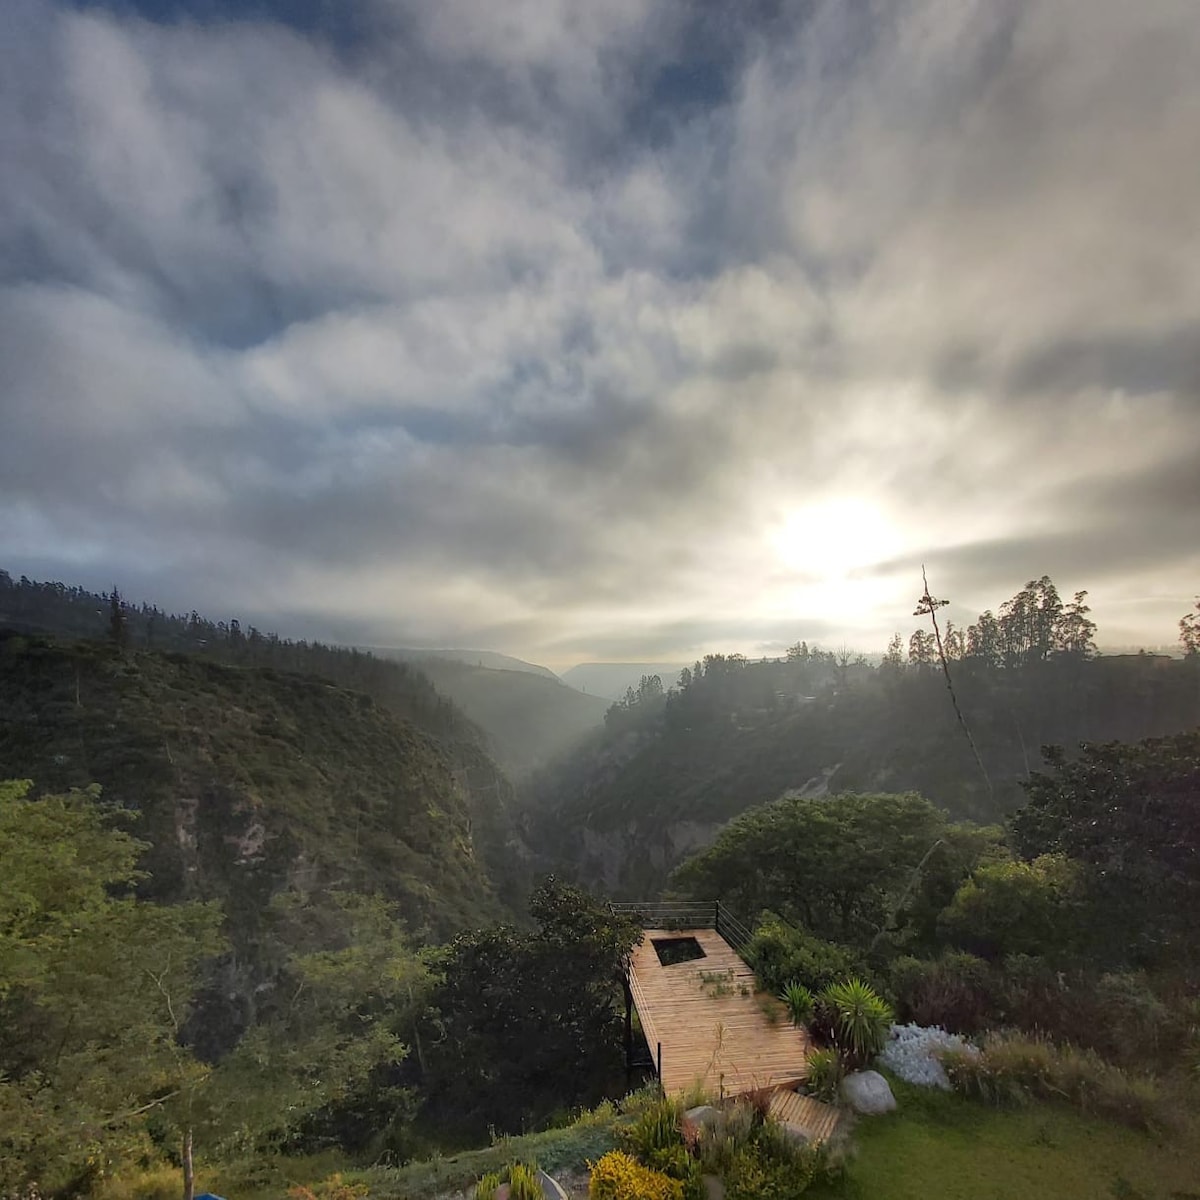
left=810, top=1079, right=1200, bottom=1200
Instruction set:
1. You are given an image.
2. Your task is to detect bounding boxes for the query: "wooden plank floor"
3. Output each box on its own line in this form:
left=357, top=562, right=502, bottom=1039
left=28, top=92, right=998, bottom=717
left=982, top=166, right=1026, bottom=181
left=768, top=1090, right=842, bottom=1145
left=628, top=928, right=810, bottom=1098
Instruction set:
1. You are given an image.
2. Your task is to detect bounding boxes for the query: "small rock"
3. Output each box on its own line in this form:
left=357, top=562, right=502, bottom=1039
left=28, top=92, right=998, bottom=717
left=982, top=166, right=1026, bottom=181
left=841, top=1069, right=897, bottom=1115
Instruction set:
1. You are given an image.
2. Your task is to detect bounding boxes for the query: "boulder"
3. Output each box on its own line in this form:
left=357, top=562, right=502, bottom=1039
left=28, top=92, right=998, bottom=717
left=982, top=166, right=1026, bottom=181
left=684, top=1104, right=722, bottom=1129
left=840, top=1069, right=897, bottom=1115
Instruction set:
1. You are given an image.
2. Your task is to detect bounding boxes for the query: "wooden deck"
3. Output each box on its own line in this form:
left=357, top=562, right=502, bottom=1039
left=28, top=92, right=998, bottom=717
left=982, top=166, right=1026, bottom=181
left=768, top=1089, right=843, bottom=1145
left=627, top=927, right=810, bottom=1098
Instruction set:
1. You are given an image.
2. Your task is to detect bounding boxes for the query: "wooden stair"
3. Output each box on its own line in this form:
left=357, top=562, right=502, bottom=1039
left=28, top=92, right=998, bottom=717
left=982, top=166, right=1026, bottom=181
left=768, top=1089, right=842, bottom=1145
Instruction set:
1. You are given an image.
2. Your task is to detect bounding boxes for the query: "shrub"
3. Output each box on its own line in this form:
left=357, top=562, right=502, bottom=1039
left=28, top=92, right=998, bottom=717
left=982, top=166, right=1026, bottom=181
left=622, top=1096, right=683, bottom=1160
left=746, top=915, right=861, bottom=995
left=940, top=1032, right=1168, bottom=1131
left=694, top=1101, right=758, bottom=1179
left=588, top=1151, right=684, bottom=1200
left=474, top=1172, right=502, bottom=1200
left=805, top=1048, right=844, bottom=1103
left=819, top=978, right=893, bottom=1068
left=506, top=1163, right=542, bottom=1200
left=890, top=952, right=994, bottom=1033
left=287, top=1175, right=368, bottom=1200
left=938, top=854, right=1083, bottom=960
left=693, top=1105, right=823, bottom=1200
left=733, top=1122, right=823, bottom=1200
left=780, top=981, right=815, bottom=1027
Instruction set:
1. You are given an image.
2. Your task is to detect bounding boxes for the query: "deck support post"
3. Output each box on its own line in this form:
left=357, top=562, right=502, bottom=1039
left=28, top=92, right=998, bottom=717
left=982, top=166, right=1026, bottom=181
left=656, top=1041, right=663, bottom=1097
left=623, top=975, right=633, bottom=1075
left=714, top=899, right=720, bottom=938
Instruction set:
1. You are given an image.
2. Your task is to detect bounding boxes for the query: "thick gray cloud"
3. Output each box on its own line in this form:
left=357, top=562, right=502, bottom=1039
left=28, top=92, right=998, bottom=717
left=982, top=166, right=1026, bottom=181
left=2, top=0, right=1198, bottom=664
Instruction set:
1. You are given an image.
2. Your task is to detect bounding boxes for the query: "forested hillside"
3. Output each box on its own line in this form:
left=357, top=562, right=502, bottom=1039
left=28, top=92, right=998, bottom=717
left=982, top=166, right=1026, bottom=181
left=0, top=634, right=514, bottom=934
left=525, top=579, right=1200, bottom=895
left=377, top=653, right=609, bottom=778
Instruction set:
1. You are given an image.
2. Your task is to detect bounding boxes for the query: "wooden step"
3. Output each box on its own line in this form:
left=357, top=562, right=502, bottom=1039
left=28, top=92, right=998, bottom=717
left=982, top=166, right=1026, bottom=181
left=768, top=1089, right=842, bottom=1145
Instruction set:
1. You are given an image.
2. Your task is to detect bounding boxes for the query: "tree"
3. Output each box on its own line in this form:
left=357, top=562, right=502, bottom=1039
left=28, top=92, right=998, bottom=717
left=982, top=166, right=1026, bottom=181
left=424, top=878, right=640, bottom=1133
left=674, top=792, right=953, bottom=946
left=881, top=633, right=904, bottom=672
left=108, top=585, right=128, bottom=652
left=908, top=630, right=936, bottom=667
left=0, top=781, right=224, bottom=1194
left=942, top=621, right=966, bottom=661
left=966, top=610, right=1002, bottom=667
left=998, top=576, right=1064, bottom=666
left=184, top=891, right=425, bottom=1171
left=1056, top=591, right=1097, bottom=658
left=1181, top=598, right=1200, bottom=657
left=1010, top=732, right=1200, bottom=965
left=938, top=854, right=1083, bottom=960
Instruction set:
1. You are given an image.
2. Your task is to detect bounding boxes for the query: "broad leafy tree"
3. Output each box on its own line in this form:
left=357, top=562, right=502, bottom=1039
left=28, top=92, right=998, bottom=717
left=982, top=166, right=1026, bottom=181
left=674, top=792, right=971, bottom=946
left=0, top=780, right=224, bottom=1194
left=1010, top=732, right=1200, bottom=965
left=423, top=877, right=640, bottom=1133
left=938, top=853, right=1083, bottom=960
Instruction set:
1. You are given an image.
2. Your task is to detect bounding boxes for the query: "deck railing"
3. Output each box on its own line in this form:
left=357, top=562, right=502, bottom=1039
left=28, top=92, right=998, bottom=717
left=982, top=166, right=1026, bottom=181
left=609, top=899, right=756, bottom=956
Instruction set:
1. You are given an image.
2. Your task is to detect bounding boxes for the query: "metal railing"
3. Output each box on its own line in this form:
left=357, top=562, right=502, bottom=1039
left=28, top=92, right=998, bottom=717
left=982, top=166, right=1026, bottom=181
left=609, top=899, right=756, bottom=956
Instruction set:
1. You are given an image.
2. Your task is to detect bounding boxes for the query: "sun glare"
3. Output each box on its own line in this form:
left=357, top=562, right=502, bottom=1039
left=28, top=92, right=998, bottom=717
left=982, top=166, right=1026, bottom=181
left=771, top=498, right=897, bottom=576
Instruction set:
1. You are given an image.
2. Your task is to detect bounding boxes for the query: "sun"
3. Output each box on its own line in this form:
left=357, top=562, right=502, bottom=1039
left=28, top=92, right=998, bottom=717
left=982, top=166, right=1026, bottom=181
left=771, top=498, right=896, bottom=576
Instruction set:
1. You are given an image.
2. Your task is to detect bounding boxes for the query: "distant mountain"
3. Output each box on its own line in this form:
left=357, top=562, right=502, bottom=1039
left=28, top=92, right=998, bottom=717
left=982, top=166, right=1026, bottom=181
left=374, top=654, right=609, bottom=779
left=561, top=662, right=689, bottom=700
left=369, top=646, right=561, bottom=681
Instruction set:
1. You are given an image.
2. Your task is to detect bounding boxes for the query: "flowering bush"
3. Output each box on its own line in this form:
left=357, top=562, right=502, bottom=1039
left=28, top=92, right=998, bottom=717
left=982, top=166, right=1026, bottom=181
left=588, top=1151, right=684, bottom=1200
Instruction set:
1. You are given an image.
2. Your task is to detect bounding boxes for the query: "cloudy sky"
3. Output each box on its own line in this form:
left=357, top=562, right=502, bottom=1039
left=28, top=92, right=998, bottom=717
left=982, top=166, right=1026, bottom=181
left=2, top=0, right=1198, bottom=666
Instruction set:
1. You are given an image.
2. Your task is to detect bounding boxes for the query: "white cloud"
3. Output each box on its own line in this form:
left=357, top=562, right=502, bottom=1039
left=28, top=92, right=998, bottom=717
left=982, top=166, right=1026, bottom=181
left=1, top=0, right=1198, bottom=661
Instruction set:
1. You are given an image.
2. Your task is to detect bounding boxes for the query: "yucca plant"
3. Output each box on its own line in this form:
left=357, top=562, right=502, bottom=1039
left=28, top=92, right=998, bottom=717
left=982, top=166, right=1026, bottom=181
left=779, top=980, right=815, bottom=1027
left=819, top=977, right=893, bottom=1069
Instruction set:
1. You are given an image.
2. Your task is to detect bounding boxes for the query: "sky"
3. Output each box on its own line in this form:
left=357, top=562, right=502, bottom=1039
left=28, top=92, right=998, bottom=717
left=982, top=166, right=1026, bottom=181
left=2, top=0, right=1198, bottom=667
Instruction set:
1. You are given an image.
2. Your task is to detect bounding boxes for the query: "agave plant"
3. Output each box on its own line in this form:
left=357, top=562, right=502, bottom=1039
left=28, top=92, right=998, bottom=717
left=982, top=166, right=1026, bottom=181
left=779, top=980, right=815, bottom=1027
left=819, top=977, right=894, bottom=1068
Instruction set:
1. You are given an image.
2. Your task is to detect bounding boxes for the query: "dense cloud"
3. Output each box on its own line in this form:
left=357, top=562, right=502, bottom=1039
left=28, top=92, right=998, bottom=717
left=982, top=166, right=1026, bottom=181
left=2, top=0, right=1198, bottom=663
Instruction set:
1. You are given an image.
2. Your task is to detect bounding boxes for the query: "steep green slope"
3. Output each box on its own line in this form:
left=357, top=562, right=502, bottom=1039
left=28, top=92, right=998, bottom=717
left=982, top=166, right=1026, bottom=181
left=386, top=656, right=609, bottom=778
left=0, top=633, right=511, bottom=938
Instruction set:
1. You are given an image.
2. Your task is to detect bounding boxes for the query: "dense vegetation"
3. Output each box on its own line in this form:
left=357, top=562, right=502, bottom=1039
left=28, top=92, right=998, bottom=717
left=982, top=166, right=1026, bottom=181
left=672, top=728, right=1200, bottom=1101
left=3, top=569, right=1198, bottom=1199
left=525, top=578, right=1200, bottom=895
left=0, top=634, right=514, bottom=941
left=0, top=771, right=637, bottom=1196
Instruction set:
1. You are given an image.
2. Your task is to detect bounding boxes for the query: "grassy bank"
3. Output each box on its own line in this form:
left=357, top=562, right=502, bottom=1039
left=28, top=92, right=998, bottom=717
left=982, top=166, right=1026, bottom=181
left=810, top=1079, right=1200, bottom=1200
